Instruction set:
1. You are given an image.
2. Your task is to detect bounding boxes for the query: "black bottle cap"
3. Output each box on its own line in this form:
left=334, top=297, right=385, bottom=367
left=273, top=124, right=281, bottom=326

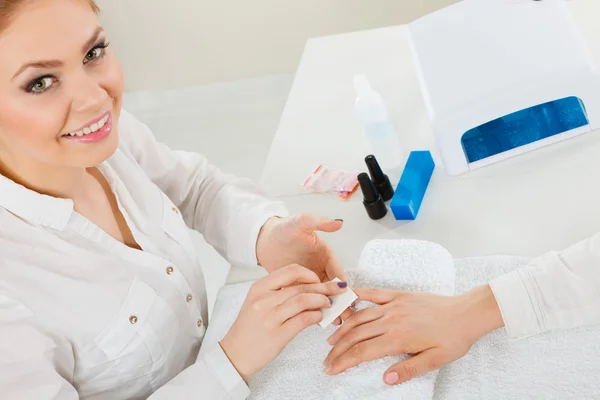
left=365, top=155, right=394, bottom=201
left=358, top=173, right=388, bottom=220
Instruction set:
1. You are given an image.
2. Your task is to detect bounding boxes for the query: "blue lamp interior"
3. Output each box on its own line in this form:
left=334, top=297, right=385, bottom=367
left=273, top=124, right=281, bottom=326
left=461, top=96, right=589, bottom=164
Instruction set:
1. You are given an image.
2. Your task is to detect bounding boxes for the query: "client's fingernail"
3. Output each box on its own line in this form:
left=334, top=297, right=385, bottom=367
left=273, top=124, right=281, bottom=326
left=337, top=282, right=348, bottom=288
left=385, top=372, right=399, bottom=385
left=324, top=366, right=332, bottom=374
left=335, top=219, right=344, bottom=222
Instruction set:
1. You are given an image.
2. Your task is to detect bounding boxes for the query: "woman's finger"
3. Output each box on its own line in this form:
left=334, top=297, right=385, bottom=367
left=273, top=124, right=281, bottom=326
left=331, top=307, right=352, bottom=326
left=293, top=213, right=344, bottom=233
left=339, top=307, right=353, bottom=322
left=353, top=288, right=399, bottom=305
left=281, top=310, right=324, bottom=342
left=327, top=306, right=384, bottom=346
left=382, top=348, right=451, bottom=385
left=332, top=306, right=354, bottom=326
left=325, top=335, right=395, bottom=375
left=325, top=252, right=347, bottom=283
left=324, top=320, right=386, bottom=368
left=259, top=264, right=320, bottom=291
left=276, top=293, right=332, bottom=322
left=276, top=280, right=348, bottom=304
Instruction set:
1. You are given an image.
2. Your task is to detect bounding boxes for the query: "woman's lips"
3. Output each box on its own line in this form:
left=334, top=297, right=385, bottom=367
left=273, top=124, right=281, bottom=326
left=62, top=112, right=112, bottom=143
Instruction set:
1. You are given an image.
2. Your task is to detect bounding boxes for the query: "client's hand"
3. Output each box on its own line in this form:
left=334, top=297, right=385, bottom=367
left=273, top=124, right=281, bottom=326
left=220, top=264, right=349, bottom=382
left=323, top=285, right=504, bottom=385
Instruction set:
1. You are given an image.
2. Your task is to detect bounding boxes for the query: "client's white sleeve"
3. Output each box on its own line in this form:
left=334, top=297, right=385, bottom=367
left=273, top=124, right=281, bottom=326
left=490, top=232, right=600, bottom=339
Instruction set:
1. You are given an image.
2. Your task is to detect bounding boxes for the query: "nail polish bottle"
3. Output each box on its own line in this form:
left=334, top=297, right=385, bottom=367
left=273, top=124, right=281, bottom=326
left=365, top=154, right=395, bottom=201
left=358, top=173, right=388, bottom=220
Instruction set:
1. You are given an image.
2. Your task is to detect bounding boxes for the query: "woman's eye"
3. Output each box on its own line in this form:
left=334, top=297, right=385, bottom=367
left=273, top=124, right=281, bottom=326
left=30, top=77, right=55, bottom=93
left=83, top=42, right=109, bottom=64
left=85, top=47, right=102, bottom=62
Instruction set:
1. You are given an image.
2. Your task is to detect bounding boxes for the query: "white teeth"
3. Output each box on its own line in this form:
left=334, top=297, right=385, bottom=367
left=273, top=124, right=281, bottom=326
left=64, top=114, right=109, bottom=137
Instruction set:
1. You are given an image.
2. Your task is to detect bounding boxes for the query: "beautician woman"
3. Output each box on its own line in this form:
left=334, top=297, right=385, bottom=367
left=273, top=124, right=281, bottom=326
left=0, top=1, right=353, bottom=398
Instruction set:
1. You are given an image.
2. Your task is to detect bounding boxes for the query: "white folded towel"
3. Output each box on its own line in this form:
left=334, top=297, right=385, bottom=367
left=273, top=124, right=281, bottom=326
left=200, top=240, right=455, bottom=400
left=201, top=240, right=600, bottom=399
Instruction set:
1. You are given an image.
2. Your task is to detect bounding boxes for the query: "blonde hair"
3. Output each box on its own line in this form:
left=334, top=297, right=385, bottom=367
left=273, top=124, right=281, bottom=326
left=0, top=0, right=100, bottom=32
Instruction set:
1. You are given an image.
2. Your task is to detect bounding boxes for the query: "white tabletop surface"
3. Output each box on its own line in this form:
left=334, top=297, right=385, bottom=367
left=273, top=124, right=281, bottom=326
left=229, top=0, right=600, bottom=283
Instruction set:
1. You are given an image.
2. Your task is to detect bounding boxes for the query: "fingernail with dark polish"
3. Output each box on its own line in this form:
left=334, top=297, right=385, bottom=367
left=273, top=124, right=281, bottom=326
left=337, top=282, right=348, bottom=288
left=329, top=298, right=334, bottom=305
left=335, top=219, right=344, bottom=222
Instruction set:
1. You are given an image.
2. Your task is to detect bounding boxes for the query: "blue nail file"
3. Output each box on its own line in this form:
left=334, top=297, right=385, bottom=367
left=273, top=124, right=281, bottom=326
left=390, top=151, right=435, bottom=220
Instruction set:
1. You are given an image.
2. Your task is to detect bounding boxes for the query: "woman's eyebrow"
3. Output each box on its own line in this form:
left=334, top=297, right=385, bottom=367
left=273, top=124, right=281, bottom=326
left=12, top=60, right=63, bottom=80
left=11, top=27, right=105, bottom=80
left=81, top=26, right=104, bottom=54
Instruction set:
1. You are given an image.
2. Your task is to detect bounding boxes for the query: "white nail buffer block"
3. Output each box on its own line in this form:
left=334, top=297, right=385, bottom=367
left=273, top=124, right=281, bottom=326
left=319, top=278, right=358, bottom=328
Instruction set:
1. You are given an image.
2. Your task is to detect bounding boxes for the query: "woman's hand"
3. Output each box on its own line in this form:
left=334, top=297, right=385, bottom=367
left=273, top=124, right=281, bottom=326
left=256, top=214, right=345, bottom=282
left=256, top=214, right=351, bottom=324
left=219, top=264, right=349, bottom=382
left=323, top=285, right=504, bottom=385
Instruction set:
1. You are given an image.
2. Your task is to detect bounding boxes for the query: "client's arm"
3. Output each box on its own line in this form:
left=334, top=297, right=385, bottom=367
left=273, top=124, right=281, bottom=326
left=324, top=233, right=600, bottom=385
left=489, top=233, right=600, bottom=339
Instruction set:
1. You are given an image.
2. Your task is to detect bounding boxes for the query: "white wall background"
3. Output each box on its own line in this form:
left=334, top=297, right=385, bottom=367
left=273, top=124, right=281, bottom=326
left=97, top=0, right=457, bottom=91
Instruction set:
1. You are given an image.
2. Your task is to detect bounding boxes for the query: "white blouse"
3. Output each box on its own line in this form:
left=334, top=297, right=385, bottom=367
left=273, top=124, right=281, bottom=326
left=0, top=110, right=288, bottom=400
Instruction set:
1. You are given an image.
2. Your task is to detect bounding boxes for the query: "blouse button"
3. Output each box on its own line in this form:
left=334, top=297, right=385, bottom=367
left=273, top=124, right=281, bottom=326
left=166, top=266, right=174, bottom=275
left=197, top=319, right=203, bottom=328
left=186, top=294, right=193, bottom=302
left=129, top=315, right=138, bottom=324
left=172, top=207, right=179, bottom=215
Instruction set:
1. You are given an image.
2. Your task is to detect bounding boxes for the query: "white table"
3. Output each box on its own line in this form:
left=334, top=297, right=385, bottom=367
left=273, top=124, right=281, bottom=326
left=228, top=0, right=600, bottom=283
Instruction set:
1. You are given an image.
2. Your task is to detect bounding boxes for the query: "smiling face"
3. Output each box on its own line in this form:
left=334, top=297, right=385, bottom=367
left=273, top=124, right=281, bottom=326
left=0, top=0, right=124, bottom=175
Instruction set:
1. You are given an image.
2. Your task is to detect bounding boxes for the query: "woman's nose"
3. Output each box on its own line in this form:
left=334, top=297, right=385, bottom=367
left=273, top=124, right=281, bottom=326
left=69, top=71, right=110, bottom=114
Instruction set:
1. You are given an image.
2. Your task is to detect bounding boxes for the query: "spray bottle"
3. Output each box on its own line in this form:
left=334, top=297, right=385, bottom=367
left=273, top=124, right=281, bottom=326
left=354, top=74, right=402, bottom=170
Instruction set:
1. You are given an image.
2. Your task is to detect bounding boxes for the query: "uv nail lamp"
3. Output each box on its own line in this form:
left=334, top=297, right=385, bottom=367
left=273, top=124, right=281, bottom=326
left=407, top=0, right=600, bottom=176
